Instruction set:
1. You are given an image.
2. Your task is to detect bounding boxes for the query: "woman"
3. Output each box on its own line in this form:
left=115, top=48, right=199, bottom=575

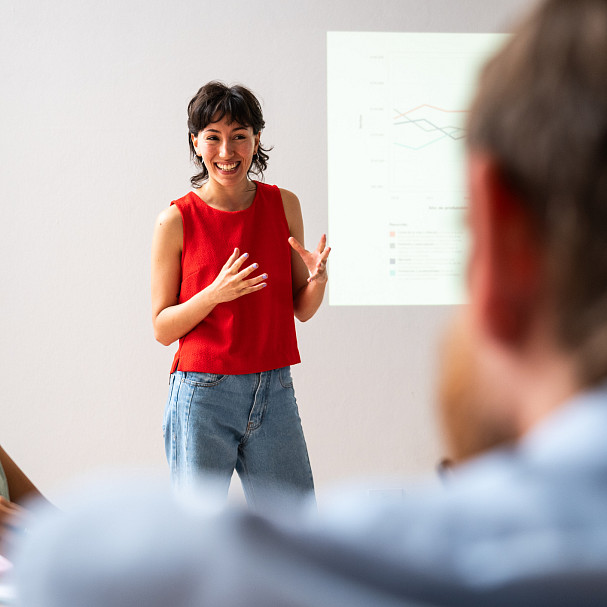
left=0, top=444, right=52, bottom=558
left=151, top=82, right=330, bottom=506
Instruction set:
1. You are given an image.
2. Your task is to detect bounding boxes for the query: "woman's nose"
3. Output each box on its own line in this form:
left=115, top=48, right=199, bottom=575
left=219, top=140, right=233, bottom=158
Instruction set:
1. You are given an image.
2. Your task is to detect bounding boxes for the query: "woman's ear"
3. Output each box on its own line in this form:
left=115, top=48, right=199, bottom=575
left=191, top=133, right=200, bottom=156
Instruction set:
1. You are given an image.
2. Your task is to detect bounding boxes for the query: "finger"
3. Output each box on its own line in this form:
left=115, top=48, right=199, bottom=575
left=288, top=236, right=307, bottom=257
left=311, top=251, right=330, bottom=274
left=236, top=262, right=261, bottom=280
left=308, top=258, right=330, bottom=283
left=315, top=234, right=327, bottom=253
left=236, top=277, right=267, bottom=296
left=0, top=505, right=28, bottom=540
left=0, top=497, right=26, bottom=521
left=222, top=247, right=240, bottom=270
left=307, top=270, right=320, bottom=283
left=319, top=245, right=331, bottom=263
left=230, top=252, right=250, bottom=273
left=246, top=273, right=268, bottom=287
left=244, top=281, right=267, bottom=293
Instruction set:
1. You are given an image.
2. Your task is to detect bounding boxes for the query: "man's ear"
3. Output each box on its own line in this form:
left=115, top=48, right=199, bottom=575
left=467, top=153, right=542, bottom=348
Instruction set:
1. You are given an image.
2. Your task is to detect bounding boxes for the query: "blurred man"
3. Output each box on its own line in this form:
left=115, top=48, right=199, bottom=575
left=13, top=0, right=607, bottom=605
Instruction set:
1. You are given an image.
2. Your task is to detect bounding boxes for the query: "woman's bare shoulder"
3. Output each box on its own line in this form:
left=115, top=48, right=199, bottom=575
left=278, top=187, right=300, bottom=207
left=278, top=188, right=303, bottom=237
left=155, top=204, right=183, bottom=229
left=278, top=188, right=302, bottom=218
left=153, top=204, right=184, bottom=252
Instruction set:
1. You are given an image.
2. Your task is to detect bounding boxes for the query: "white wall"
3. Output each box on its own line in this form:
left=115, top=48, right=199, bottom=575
left=1, top=0, right=531, bottom=502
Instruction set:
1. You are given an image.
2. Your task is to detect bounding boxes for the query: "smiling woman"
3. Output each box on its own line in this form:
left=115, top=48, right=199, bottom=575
left=186, top=82, right=270, bottom=192
left=190, top=118, right=260, bottom=209
left=150, top=81, right=331, bottom=506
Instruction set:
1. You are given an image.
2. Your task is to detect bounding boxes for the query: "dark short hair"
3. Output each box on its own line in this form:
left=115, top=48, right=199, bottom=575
left=187, top=81, right=271, bottom=188
left=467, top=0, right=607, bottom=385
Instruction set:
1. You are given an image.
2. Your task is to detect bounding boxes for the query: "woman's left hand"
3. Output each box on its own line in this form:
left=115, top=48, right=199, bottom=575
left=288, top=234, right=331, bottom=284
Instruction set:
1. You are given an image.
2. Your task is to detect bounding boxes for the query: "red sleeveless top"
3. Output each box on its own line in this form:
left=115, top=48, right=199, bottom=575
left=169, top=181, right=301, bottom=375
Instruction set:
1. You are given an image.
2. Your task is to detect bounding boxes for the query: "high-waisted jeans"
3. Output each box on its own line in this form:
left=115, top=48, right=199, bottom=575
left=163, top=367, right=314, bottom=506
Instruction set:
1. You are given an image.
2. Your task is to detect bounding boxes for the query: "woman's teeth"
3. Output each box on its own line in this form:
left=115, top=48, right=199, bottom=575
left=216, top=162, right=239, bottom=171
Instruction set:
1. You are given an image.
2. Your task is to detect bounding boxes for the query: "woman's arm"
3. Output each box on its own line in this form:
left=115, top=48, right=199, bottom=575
left=0, top=445, right=44, bottom=506
left=0, top=444, right=51, bottom=555
left=280, top=189, right=331, bottom=322
left=151, top=205, right=267, bottom=346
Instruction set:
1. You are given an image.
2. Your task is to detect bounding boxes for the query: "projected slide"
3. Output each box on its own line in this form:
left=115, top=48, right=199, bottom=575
left=327, top=32, right=508, bottom=305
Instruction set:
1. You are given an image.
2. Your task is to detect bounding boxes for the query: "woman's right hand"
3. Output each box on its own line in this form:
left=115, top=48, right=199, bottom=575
left=208, top=248, right=267, bottom=304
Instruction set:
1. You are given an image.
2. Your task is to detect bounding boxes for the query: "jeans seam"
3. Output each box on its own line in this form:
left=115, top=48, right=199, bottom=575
left=183, top=375, right=227, bottom=387
left=278, top=366, right=293, bottom=389
left=168, top=376, right=179, bottom=478
left=241, top=373, right=269, bottom=442
left=182, top=379, right=195, bottom=481
left=237, top=448, right=257, bottom=508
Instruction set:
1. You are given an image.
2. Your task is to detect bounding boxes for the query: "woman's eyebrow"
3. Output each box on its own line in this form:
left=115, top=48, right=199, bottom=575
left=203, top=125, right=248, bottom=133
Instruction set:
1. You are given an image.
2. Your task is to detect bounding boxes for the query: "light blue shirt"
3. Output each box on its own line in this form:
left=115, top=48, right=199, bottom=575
left=14, top=382, right=607, bottom=606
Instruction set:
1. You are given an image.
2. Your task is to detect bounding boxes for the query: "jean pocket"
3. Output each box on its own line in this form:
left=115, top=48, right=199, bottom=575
left=279, top=366, right=293, bottom=388
left=182, top=371, right=227, bottom=387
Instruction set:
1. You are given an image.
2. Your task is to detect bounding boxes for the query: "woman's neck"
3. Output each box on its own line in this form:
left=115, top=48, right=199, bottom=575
left=197, top=179, right=257, bottom=212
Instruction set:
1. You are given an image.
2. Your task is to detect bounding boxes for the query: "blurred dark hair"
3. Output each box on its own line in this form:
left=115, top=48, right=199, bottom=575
left=187, top=81, right=271, bottom=187
left=467, top=0, right=607, bottom=385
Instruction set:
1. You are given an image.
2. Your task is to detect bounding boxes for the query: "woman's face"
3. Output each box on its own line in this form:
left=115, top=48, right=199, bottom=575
left=191, top=115, right=260, bottom=187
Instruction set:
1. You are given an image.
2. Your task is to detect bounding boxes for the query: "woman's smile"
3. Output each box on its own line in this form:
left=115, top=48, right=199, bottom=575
left=215, top=161, right=241, bottom=173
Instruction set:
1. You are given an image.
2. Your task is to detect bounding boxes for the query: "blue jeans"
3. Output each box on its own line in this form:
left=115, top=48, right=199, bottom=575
left=163, top=367, right=314, bottom=506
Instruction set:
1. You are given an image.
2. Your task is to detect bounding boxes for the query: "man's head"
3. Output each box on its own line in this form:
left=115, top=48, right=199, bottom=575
left=440, top=0, right=607, bottom=461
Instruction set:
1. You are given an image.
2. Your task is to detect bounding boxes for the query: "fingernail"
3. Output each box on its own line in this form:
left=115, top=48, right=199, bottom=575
left=243, top=253, right=249, bottom=259
left=262, top=273, right=268, bottom=279
left=253, top=263, right=259, bottom=269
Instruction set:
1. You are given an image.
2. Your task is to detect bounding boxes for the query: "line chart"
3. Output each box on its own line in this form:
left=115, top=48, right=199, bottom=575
left=392, top=105, right=468, bottom=151
left=327, top=32, right=508, bottom=305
